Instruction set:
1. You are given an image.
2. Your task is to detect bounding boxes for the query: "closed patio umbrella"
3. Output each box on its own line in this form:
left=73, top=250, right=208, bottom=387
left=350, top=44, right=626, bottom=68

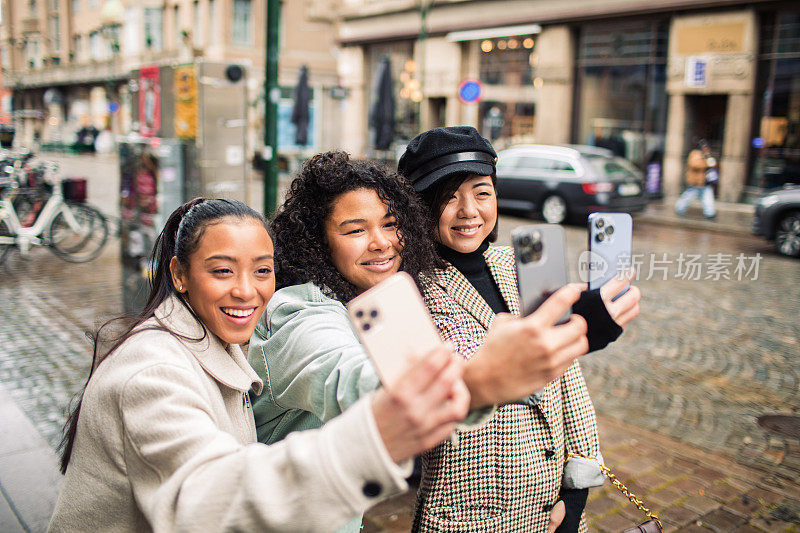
left=369, top=56, right=395, bottom=151
left=291, top=65, right=311, bottom=146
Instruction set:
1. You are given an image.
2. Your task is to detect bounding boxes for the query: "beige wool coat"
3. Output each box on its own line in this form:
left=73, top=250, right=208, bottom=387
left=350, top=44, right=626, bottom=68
left=48, top=295, right=410, bottom=533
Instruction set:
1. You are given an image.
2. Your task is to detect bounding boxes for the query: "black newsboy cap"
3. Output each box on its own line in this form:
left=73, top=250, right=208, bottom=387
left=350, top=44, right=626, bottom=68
left=398, top=126, right=497, bottom=193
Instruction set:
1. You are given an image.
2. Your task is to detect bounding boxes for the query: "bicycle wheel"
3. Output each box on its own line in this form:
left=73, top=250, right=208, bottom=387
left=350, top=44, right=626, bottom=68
left=48, top=203, right=109, bottom=263
left=0, top=218, right=13, bottom=264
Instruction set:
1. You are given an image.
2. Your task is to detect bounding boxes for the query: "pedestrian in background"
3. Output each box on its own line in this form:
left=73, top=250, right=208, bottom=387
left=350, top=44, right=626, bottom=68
left=398, top=126, right=642, bottom=532
left=675, top=139, right=718, bottom=219
left=50, top=197, right=470, bottom=532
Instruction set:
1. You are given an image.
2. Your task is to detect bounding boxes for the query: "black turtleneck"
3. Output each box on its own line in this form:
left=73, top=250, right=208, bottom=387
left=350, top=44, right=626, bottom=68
left=437, top=240, right=509, bottom=314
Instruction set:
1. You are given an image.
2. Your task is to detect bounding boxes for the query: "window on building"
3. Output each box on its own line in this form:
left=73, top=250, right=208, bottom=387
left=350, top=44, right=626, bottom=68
left=173, top=4, right=180, bottom=46
left=28, top=0, right=36, bottom=16
left=87, top=0, right=97, bottom=8
left=25, top=39, right=41, bottom=68
left=144, top=7, right=163, bottom=50
left=89, top=30, right=105, bottom=60
left=49, top=15, right=60, bottom=54
left=71, top=0, right=78, bottom=13
left=71, top=34, right=81, bottom=62
left=232, top=0, right=251, bottom=46
left=50, top=0, right=58, bottom=11
left=192, top=0, right=200, bottom=47
left=749, top=10, right=800, bottom=190
left=576, top=20, right=669, bottom=169
left=208, top=0, right=217, bottom=45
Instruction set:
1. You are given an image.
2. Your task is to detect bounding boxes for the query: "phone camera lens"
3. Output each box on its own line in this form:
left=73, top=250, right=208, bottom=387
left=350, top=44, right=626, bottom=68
left=521, top=251, right=533, bottom=264
left=355, top=310, right=364, bottom=318
left=606, top=226, right=615, bottom=236
left=362, top=323, right=371, bottom=331
left=370, top=309, right=378, bottom=318
left=532, top=241, right=543, bottom=253
left=595, top=218, right=605, bottom=229
left=596, top=233, right=605, bottom=242
left=519, top=235, right=532, bottom=246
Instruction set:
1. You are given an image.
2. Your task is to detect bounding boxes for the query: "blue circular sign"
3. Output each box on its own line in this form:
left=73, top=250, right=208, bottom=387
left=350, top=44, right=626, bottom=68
left=752, top=137, right=765, bottom=149
left=108, top=101, right=120, bottom=114
left=458, top=80, right=482, bottom=104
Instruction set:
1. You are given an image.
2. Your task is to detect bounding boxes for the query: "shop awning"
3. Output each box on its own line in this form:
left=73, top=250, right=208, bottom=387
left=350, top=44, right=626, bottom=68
left=446, top=23, right=542, bottom=42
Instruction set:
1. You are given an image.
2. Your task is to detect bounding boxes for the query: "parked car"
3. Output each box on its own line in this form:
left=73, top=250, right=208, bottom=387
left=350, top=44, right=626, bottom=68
left=495, top=144, right=648, bottom=224
left=752, top=185, right=800, bottom=257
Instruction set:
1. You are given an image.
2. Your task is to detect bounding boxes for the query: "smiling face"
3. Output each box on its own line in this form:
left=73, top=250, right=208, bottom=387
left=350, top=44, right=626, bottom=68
left=436, top=174, right=497, bottom=253
left=325, top=188, right=403, bottom=294
left=170, top=218, right=275, bottom=345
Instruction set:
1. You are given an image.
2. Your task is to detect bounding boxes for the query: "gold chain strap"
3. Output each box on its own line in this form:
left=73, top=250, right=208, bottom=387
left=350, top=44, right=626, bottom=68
left=567, top=452, right=662, bottom=529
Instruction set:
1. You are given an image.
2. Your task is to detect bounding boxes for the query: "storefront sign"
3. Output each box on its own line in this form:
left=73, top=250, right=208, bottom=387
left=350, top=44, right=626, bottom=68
left=174, top=64, right=198, bottom=139
left=458, top=80, right=482, bottom=104
left=139, top=66, right=161, bottom=138
left=676, top=22, right=745, bottom=54
left=685, top=56, right=708, bottom=88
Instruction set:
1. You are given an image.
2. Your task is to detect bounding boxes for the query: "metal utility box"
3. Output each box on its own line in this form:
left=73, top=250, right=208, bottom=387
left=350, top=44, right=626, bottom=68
left=119, top=137, right=198, bottom=314
left=130, top=61, right=250, bottom=203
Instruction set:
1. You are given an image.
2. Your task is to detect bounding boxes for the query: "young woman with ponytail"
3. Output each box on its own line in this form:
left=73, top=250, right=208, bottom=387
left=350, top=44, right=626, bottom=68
left=49, top=197, right=470, bottom=532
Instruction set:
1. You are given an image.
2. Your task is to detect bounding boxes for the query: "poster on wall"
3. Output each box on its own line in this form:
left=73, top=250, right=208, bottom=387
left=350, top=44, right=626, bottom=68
left=139, top=66, right=161, bottom=137
left=174, top=65, right=197, bottom=139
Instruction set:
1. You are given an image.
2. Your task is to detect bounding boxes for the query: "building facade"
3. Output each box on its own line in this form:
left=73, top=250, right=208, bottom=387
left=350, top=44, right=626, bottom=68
left=335, top=0, right=800, bottom=202
left=1, top=0, right=344, bottom=155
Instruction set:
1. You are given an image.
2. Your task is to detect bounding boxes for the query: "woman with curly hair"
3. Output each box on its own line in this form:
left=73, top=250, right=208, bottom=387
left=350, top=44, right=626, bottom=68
left=248, top=151, right=592, bottom=532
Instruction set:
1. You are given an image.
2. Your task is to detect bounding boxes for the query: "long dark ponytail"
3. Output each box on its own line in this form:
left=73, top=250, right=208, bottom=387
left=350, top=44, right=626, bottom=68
left=58, top=197, right=267, bottom=474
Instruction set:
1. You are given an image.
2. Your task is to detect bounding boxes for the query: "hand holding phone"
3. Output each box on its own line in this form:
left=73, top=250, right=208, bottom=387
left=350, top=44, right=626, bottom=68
left=347, top=272, right=442, bottom=389
left=512, top=224, right=570, bottom=323
left=587, top=213, right=633, bottom=301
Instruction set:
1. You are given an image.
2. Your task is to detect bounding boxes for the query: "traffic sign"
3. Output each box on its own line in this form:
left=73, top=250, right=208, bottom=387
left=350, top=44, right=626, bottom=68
left=458, top=80, right=482, bottom=104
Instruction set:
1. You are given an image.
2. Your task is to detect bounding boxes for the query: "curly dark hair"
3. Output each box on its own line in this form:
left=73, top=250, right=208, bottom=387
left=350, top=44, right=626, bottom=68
left=271, top=151, right=440, bottom=302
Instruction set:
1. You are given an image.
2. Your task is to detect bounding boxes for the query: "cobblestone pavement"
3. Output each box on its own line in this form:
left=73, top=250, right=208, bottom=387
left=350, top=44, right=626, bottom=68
left=497, top=215, right=800, bottom=482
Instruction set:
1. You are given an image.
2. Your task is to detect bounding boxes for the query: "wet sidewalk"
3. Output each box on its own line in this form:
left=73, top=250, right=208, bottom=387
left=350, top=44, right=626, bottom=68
left=363, top=415, right=800, bottom=532
left=637, top=198, right=755, bottom=237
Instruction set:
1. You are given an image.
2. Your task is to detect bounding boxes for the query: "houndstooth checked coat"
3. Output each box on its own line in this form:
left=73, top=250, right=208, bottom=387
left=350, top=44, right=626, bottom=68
left=415, top=245, right=602, bottom=532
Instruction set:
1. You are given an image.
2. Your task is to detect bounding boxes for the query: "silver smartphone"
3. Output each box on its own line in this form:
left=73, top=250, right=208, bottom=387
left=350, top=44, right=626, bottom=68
left=587, top=212, right=632, bottom=300
left=512, top=224, right=570, bottom=323
left=346, top=272, right=442, bottom=389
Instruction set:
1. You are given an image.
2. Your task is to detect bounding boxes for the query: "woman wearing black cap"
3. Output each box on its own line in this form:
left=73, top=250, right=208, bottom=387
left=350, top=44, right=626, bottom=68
left=398, top=126, right=641, bottom=532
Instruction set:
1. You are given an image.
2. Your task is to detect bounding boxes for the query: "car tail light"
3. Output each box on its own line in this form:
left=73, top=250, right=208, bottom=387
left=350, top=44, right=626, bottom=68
left=581, top=182, right=614, bottom=195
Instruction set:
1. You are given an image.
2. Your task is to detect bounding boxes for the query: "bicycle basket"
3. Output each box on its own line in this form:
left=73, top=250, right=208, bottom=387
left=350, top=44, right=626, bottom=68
left=62, top=177, right=87, bottom=202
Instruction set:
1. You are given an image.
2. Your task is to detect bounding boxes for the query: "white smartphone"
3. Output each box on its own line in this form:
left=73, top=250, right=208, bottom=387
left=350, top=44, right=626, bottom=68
left=512, top=224, right=570, bottom=323
left=346, top=272, right=442, bottom=389
left=587, top=212, right=633, bottom=300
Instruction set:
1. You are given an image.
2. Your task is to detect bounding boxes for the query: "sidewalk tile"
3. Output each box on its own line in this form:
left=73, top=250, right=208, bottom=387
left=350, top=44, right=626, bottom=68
left=679, top=524, right=712, bottom=532
left=699, top=508, right=747, bottom=532
left=592, top=511, right=638, bottom=532
left=683, top=494, right=722, bottom=515
left=0, top=449, right=62, bottom=533
left=749, top=512, right=799, bottom=532
left=732, top=525, right=766, bottom=533
left=745, top=486, right=784, bottom=506
left=585, top=494, right=620, bottom=515
left=704, top=481, right=742, bottom=503
left=659, top=504, right=699, bottom=527
left=670, top=476, right=707, bottom=494
left=0, top=493, right=24, bottom=533
left=649, top=487, right=684, bottom=507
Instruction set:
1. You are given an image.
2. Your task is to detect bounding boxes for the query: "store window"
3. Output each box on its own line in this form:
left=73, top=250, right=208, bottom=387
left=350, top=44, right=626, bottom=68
left=750, top=10, right=800, bottom=190
left=477, top=36, right=537, bottom=144
left=575, top=20, right=669, bottom=169
left=365, top=41, right=418, bottom=145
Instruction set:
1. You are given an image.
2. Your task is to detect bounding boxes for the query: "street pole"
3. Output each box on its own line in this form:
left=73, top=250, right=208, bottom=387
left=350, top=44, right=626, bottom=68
left=263, top=0, right=281, bottom=218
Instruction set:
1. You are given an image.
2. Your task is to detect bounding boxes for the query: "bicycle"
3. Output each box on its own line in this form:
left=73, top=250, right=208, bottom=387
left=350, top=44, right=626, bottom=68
left=0, top=168, right=109, bottom=264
